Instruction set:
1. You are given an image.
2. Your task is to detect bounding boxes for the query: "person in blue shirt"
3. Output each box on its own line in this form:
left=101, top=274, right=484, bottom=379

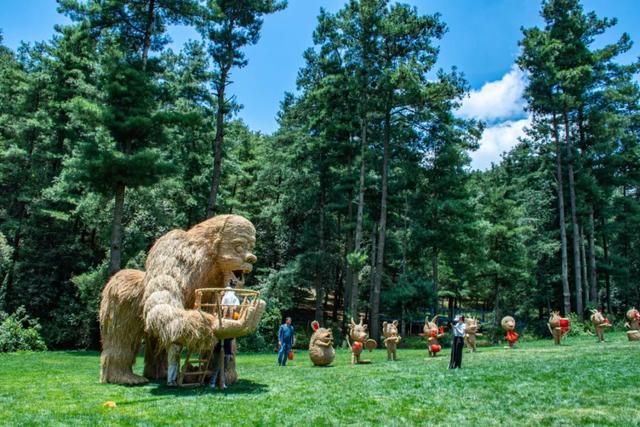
left=277, top=317, right=295, bottom=366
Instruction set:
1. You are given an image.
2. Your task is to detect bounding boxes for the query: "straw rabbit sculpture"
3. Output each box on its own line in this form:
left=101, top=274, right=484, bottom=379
left=421, top=315, right=444, bottom=357
left=590, top=309, right=611, bottom=342
left=547, top=311, right=570, bottom=345
left=347, top=317, right=375, bottom=364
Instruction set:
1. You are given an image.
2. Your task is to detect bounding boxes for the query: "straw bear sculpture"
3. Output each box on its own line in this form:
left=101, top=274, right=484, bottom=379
left=464, top=317, right=482, bottom=352
left=99, top=214, right=265, bottom=385
left=382, top=320, right=401, bottom=361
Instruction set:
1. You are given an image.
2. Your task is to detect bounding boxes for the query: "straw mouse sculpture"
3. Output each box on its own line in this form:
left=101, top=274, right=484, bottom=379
left=347, top=316, right=376, bottom=364
left=382, top=320, right=401, bottom=361
left=99, top=214, right=265, bottom=385
left=464, top=317, right=482, bottom=352
left=590, top=309, right=611, bottom=342
left=625, top=308, right=640, bottom=341
left=420, top=315, right=444, bottom=357
left=501, top=316, right=519, bottom=348
left=547, top=311, right=570, bottom=345
left=309, top=321, right=335, bottom=366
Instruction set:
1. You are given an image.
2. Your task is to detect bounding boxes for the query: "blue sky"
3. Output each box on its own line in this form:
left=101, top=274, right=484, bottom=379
left=1, top=0, right=639, bottom=169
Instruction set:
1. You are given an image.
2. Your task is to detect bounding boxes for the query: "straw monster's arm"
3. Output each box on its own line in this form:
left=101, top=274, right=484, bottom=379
left=143, top=272, right=219, bottom=350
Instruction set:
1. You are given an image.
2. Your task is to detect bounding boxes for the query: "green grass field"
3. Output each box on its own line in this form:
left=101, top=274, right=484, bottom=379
left=1, top=333, right=639, bottom=426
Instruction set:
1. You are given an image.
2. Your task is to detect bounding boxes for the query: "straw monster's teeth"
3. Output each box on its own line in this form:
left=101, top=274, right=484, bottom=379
left=231, top=270, right=245, bottom=287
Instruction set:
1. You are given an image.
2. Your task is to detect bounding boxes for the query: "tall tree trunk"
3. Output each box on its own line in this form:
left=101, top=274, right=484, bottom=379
left=400, top=193, right=408, bottom=338
left=588, top=207, right=597, bottom=304
left=206, top=74, right=228, bottom=218
left=141, top=0, right=156, bottom=70
left=432, top=247, right=439, bottom=314
left=5, top=205, right=25, bottom=310
left=344, top=188, right=353, bottom=321
left=580, top=225, right=588, bottom=308
left=371, top=110, right=391, bottom=343
left=368, top=222, right=377, bottom=318
left=552, top=114, right=571, bottom=315
left=601, top=216, right=611, bottom=312
left=402, top=192, right=408, bottom=275
left=315, top=160, right=326, bottom=323
left=350, top=119, right=367, bottom=318
left=494, top=277, right=501, bottom=335
left=109, top=183, right=126, bottom=276
left=563, top=109, right=582, bottom=319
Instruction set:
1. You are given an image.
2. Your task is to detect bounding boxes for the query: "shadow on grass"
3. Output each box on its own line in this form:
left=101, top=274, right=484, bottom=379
left=61, top=351, right=101, bottom=357
left=148, top=378, right=268, bottom=397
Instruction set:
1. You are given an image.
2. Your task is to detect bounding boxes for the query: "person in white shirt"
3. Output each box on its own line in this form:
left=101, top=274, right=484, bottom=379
left=449, top=315, right=466, bottom=369
left=221, top=279, right=240, bottom=318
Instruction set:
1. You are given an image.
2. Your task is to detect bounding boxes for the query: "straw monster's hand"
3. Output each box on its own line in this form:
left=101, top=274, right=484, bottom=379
left=214, top=299, right=266, bottom=340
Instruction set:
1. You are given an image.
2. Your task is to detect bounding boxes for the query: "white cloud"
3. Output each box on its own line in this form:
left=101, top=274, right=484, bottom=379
left=458, top=64, right=527, bottom=123
left=470, top=117, right=531, bottom=171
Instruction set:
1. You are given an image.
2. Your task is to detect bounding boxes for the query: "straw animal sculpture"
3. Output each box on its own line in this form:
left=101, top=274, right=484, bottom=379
left=501, top=316, right=519, bottom=348
left=347, top=316, right=376, bottom=364
left=590, top=309, right=611, bottom=342
left=420, top=315, right=444, bottom=357
left=547, top=311, right=571, bottom=345
left=464, top=317, right=482, bottom=352
left=382, top=320, right=401, bottom=361
left=625, top=308, right=640, bottom=341
left=308, top=321, right=335, bottom=366
left=99, top=214, right=265, bottom=385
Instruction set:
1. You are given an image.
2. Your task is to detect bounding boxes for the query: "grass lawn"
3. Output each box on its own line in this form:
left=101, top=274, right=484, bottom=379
left=1, top=333, right=639, bottom=426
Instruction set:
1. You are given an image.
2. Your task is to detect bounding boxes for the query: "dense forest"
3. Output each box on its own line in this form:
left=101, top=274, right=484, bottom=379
left=0, top=0, right=638, bottom=350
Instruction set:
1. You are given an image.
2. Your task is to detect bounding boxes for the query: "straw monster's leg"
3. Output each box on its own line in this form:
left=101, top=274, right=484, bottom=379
left=99, top=269, right=148, bottom=385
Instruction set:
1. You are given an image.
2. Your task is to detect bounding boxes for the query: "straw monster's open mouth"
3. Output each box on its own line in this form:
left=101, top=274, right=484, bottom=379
left=230, top=268, right=252, bottom=287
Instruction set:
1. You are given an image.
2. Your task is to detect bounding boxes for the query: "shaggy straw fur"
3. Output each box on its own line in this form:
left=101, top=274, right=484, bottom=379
left=99, top=269, right=148, bottom=384
left=625, top=308, right=640, bottom=341
left=99, top=215, right=265, bottom=385
left=308, top=321, right=335, bottom=366
left=382, top=320, right=401, bottom=361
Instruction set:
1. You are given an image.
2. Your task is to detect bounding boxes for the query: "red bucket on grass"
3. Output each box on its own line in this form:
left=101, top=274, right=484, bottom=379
left=430, top=344, right=441, bottom=353
left=288, top=350, right=294, bottom=360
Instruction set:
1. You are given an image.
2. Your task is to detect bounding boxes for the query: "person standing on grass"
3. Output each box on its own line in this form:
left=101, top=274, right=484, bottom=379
left=278, top=317, right=295, bottom=366
left=449, top=315, right=465, bottom=369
